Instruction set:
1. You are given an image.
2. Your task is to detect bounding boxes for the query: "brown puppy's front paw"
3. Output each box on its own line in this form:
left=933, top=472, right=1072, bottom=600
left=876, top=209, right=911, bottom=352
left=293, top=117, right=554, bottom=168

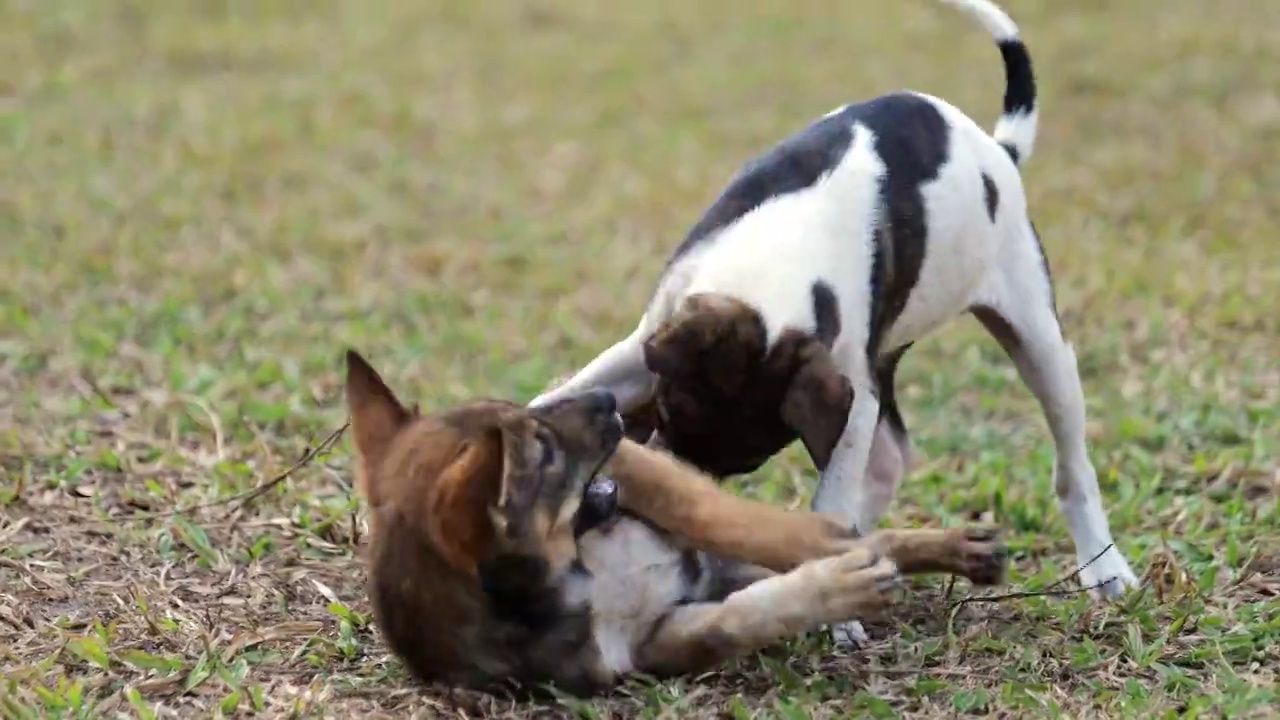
left=955, top=527, right=1009, bottom=586
left=827, top=552, right=905, bottom=615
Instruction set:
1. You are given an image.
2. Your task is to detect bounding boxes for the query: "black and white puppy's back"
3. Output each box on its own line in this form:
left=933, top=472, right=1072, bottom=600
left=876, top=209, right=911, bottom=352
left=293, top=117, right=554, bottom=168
left=533, top=0, right=1138, bottom=611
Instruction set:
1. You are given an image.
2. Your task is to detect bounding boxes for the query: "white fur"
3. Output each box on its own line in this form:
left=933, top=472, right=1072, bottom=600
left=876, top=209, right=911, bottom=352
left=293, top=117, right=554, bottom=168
left=942, top=0, right=1039, bottom=164
left=672, top=123, right=883, bottom=352
left=940, top=0, right=1018, bottom=42
left=532, top=0, right=1138, bottom=607
left=578, top=516, right=705, bottom=674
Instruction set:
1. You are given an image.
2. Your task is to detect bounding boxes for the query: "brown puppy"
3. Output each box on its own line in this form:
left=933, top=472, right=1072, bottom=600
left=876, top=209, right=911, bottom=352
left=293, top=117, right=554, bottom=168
left=345, top=349, right=1007, bottom=696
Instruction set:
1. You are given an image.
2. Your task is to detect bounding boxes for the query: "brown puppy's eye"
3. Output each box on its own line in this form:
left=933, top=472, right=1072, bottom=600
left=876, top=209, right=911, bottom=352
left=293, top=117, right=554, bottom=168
left=538, top=436, right=557, bottom=468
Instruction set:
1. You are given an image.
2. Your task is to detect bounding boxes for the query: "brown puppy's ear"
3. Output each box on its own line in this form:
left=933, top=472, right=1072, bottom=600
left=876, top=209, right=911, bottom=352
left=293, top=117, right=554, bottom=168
left=427, top=429, right=509, bottom=574
left=781, top=348, right=853, bottom=471
left=345, top=349, right=413, bottom=504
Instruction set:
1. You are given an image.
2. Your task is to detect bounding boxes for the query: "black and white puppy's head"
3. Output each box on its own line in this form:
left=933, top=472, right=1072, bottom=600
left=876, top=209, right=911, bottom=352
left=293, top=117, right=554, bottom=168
left=621, top=293, right=853, bottom=478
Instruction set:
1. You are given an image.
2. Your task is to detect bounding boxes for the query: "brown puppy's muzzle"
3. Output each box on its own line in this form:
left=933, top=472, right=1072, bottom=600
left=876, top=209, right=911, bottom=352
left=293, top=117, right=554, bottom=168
left=532, top=389, right=625, bottom=538
left=577, top=388, right=624, bottom=454
left=532, top=388, right=625, bottom=458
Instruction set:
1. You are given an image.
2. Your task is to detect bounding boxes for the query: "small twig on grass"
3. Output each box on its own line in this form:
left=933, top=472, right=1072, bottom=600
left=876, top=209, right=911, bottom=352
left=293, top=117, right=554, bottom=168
left=950, top=578, right=1115, bottom=608
left=122, top=420, right=350, bottom=521
left=221, top=421, right=350, bottom=515
left=1043, top=543, right=1115, bottom=591
left=949, top=543, right=1117, bottom=609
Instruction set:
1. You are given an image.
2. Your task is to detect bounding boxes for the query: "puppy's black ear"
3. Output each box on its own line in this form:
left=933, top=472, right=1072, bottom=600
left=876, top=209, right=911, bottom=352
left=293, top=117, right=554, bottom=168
left=781, top=348, right=853, bottom=471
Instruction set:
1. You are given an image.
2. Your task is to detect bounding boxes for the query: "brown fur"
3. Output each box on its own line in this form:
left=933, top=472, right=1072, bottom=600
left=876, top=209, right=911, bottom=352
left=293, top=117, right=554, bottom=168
left=347, top=350, right=621, bottom=692
left=602, top=440, right=1008, bottom=677
left=346, top=349, right=1007, bottom=696
left=605, top=439, right=1000, bottom=580
left=628, top=293, right=854, bottom=477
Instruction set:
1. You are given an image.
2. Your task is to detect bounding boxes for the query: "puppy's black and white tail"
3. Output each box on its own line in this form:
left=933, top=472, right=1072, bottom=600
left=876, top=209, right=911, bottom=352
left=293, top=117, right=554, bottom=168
left=940, top=0, right=1038, bottom=165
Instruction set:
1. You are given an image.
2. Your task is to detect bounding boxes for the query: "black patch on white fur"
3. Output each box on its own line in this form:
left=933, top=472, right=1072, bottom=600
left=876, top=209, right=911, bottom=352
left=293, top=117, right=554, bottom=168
left=609, top=510, right=701, bottom=602
left=997, top=39, right=1036, bottom=164
left=1029, top=219, right=1058, bottom=320
left=810, top=280, right=840, bottom=349
left=665, top=94, right=950, bottom=354
left=862, top=94, right=950, bottom=357
left=998, top=40, right=1036, bottom=116
left=868, top=225, right=891, bottom=356
left=981, top=172, right=999, bottom=222
left=971, top=305, right=1020, bottom=356
left=875, top=343, right=912, bottom=440
left=667, top=95, right=950, bottom=275
left=667, top=112, right=857, bottom=263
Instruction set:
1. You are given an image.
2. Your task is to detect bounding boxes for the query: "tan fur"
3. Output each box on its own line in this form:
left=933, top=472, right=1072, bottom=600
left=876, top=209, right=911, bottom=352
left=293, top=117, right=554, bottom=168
left=346, top=349, right=1008, bottom=696
left=606, top=439, right=856, bottom=572
left=606, top=438, right=1006, bottom=580
left=635, top=550, right=896, bottom=676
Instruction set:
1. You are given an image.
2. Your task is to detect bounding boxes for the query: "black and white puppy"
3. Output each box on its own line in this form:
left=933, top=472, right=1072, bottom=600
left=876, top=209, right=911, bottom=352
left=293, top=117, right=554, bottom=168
left=531, top=0, right=1140, bottom=636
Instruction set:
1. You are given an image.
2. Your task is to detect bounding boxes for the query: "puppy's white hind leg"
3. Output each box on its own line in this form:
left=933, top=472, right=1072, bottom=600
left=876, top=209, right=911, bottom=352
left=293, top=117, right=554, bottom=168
left=530, top=329, right=656, bottom=412
left=973, top=225, right=1139, bottom=598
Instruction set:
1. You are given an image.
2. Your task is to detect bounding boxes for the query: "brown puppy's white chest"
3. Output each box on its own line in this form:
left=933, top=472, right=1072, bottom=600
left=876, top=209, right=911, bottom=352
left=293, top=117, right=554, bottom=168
left=578, top=515, right=703, bottom=675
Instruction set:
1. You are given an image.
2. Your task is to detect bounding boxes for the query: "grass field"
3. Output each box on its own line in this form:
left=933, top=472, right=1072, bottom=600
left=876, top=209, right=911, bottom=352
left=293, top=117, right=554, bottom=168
left=2, top=0, right=1278, bottom=717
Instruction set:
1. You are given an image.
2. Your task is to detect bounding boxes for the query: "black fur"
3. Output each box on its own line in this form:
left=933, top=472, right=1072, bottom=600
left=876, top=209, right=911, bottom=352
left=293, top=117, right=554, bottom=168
left=997, top=39, right=1036, bottom=116
left=664, top=26, right=1037, bottom=263
left=669, top=113, right=857, bottom=263
left=863, top=95, right=950, bottom=357
left=573, top=477, right=618, bottom=538
left=874, top=343, right=912, bottom=439
left=666, top=94, right=949, bottom=360
left=996, top=39, right=1036, bottom=164
left=810, top=280, right=841, bottom=349
left=1029, top=219, right=1058, bottom=319
left=981, top=171, right=999, bottom=222
left=478, top=554, right=569, bottom=631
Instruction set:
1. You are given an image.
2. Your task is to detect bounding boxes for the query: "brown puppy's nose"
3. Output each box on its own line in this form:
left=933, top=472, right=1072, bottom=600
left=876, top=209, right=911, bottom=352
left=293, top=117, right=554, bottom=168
left=583, top=389, right=617, bottom=417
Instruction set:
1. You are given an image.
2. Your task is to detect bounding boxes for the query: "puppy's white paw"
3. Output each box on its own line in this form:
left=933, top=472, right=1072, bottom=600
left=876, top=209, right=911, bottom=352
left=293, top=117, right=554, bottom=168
left=828, top=620, right=868, bottom=649
left=1079, top=550, right=1140, bottom=600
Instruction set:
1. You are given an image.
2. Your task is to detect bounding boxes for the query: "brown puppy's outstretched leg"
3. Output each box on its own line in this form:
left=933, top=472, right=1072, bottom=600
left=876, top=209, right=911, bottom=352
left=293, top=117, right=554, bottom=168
left=636, top=548, right=903, bottom=677
left=606, top=439, right=857, bottom=572
left=607, top=439, right=1007, bottom=586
